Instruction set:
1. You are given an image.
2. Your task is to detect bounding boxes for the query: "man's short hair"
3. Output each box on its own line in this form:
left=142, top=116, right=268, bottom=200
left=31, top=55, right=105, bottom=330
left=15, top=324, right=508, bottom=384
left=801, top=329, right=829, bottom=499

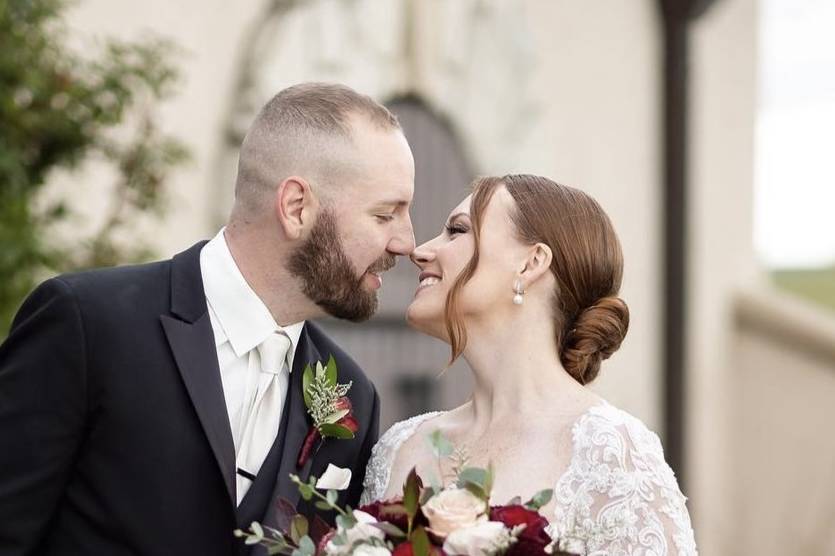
left=233, top=82, right=401, bottom=214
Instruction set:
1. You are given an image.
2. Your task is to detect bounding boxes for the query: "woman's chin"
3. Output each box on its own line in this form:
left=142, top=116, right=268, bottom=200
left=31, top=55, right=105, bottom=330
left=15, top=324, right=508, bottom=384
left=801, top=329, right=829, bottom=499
left=405, top=302, right=441, bottom=336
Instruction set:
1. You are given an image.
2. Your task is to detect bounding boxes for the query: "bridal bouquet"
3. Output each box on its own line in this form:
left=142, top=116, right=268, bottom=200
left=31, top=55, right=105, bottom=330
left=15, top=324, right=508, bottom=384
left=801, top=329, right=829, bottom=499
left=236, top=432, right=574, bottom=556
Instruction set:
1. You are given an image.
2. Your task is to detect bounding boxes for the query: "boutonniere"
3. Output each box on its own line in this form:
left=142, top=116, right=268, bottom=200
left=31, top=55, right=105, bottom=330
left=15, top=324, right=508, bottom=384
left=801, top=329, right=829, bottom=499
left=296, top=355, right=358, bottom=468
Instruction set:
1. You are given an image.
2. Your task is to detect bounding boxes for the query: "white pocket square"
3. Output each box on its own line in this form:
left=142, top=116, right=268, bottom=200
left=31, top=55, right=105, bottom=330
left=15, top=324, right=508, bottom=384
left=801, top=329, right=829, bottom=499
left=316, top=464, right=352, bottom=491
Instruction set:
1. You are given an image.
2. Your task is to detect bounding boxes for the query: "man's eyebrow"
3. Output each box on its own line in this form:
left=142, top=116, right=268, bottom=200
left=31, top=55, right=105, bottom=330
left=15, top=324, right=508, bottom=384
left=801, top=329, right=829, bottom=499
left=374, top=199, right=411, bottom=208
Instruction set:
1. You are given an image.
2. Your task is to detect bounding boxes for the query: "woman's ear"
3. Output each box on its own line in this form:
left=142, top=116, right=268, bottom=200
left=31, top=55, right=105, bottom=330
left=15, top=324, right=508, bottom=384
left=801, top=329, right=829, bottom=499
left=518, top=243, right=553, bottom=286
left=275, top=176, right=316, bottom=239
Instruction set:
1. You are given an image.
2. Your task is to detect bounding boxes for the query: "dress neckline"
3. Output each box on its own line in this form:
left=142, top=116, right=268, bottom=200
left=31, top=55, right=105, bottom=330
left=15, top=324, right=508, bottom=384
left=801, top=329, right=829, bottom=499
left=377, top=402, right=614, bottom=500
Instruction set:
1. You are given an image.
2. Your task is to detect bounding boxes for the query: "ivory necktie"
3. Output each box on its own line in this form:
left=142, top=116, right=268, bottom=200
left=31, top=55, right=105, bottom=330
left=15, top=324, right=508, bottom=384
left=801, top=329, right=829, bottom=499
left=235, top=331, right=291, bottom=505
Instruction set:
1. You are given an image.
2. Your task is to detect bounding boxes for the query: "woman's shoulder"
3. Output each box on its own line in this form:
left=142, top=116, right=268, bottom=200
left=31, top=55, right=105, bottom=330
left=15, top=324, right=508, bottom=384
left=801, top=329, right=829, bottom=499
left=361, top=411, right=445, bottom=505
left=552, top=402, right=697, bottom=555
left=377, top=411, right=446, bottom=451
left=571, top=402, right=666, bottom=460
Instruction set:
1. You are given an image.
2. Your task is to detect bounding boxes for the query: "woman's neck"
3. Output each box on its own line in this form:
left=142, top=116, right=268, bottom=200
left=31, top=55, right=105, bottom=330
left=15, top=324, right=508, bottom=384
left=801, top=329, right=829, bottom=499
left=457, top=316, right=598, bottom=435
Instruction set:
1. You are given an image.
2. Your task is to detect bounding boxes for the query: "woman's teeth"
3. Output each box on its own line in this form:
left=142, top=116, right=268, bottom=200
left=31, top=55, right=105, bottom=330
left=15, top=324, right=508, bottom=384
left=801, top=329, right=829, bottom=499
left=419, top=277, right=440, bottom=287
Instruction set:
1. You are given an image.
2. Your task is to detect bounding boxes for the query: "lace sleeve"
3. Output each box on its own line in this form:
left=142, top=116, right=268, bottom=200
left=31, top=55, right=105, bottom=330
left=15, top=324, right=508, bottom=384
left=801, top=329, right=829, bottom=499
left=551, top=405, right=698, bottom=556
left=360, top=412, right=443, bottom=506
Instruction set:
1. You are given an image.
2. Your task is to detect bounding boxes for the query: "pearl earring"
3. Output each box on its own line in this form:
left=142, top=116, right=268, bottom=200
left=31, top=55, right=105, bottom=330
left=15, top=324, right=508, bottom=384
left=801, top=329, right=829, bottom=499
left=513, top=279, right=525, bottom=305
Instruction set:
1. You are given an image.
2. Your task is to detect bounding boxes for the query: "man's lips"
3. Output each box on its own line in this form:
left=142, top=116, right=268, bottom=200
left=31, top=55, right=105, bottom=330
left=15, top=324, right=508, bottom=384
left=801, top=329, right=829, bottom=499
left=365, top=271, right=383, bottom=289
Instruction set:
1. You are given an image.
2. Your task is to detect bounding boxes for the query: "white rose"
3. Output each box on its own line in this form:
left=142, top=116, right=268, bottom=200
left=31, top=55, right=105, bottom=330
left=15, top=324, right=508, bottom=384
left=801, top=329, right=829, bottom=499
left=351, top=545, right=392, bottom=556
left=422, top=488, right=487, bottom=538
left=325, top=510, right=386, bottom=556
left=443, top=521, right=511, bottom=556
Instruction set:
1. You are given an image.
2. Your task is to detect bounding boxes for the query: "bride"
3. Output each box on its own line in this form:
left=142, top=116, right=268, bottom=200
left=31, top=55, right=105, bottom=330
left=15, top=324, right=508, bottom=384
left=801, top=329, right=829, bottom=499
left=360, top=175, right=697, bottom=555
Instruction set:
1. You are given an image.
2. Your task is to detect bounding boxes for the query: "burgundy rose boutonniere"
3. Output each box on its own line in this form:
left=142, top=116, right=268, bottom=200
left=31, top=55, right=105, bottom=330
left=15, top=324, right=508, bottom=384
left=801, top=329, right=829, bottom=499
left=297, top=356, right=357, bottom=468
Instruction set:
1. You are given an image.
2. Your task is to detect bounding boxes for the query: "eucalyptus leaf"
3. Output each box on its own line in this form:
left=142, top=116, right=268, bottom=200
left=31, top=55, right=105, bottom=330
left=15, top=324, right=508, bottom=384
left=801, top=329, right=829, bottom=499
left=315, top=501, right=332, bottom=511
left=336, top=513, right=357, bottom=531
left=298, top=484, right=313, bottom=501
left=426, top=429, right=454, bottom=458
left=326, top=489, right=338, bottom=505
left=524, top=488, right=554, bottom=511
left=457, top=467, right=489, bottom=489
left=461, top=481, right=488, bottom=503
left=299, top=536, right=316, bottom=556
left=290, top=515, right=308, bottom=544
left=325, top=355, right=338, bottom=386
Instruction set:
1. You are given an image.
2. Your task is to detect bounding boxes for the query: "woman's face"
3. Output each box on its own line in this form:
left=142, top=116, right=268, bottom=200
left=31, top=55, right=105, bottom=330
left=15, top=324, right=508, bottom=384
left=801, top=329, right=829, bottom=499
left=406, top=186, right=530, bottom=340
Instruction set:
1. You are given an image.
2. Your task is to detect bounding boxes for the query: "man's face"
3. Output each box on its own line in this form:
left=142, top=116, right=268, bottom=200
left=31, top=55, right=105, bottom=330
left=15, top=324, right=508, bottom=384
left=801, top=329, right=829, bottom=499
left=289, top=119, right=415, bottom=321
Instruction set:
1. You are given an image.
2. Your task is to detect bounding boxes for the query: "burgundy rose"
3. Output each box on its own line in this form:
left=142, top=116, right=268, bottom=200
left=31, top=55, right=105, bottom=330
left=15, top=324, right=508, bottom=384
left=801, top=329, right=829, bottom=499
left=337, top=414, right=359, bottom=434
left=358, top=497, right=422, bottom=532
left=392, top=542, right=414, bottom=556
left=392, top=542, right=444, bottom=556
left=489, top=505, right=552, bottom=556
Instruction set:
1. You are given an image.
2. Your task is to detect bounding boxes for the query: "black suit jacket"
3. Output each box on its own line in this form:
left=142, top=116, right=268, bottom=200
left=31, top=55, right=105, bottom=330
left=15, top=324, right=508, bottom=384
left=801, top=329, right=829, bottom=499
left=0, top=242, right=380, bottom=556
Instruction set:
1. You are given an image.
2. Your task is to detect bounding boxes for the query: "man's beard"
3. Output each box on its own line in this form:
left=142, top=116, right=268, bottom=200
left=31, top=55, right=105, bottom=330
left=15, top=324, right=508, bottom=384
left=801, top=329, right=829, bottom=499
left=288, top=209, right=395, bottom=322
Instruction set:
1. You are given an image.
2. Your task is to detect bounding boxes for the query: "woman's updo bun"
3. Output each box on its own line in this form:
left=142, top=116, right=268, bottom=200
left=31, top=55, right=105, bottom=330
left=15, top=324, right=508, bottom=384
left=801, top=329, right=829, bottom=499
left=561, top=296, right=630, bottom=384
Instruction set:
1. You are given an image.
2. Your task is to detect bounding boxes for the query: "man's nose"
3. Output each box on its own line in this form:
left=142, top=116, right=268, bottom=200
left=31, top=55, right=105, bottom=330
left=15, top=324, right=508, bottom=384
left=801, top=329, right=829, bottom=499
left=388, top=213, right=415, bottom=256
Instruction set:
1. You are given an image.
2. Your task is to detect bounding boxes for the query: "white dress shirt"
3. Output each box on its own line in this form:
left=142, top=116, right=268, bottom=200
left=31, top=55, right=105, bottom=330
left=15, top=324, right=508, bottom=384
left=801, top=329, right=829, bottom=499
left=199, top=229, right=304, bottom=461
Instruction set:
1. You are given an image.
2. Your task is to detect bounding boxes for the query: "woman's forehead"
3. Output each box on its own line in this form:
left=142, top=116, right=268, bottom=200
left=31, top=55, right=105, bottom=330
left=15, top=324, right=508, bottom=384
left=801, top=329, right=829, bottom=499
left=448, top=195, right=472, bottom=217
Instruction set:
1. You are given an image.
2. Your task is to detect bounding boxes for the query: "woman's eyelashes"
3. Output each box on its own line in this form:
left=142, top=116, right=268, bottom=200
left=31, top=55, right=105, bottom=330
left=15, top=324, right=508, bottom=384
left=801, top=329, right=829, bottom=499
left=444, top=222, right=469, bottom=236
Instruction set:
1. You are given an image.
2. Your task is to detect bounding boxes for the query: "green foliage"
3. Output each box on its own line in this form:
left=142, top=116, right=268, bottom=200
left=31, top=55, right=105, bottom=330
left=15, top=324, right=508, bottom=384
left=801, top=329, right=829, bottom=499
left=0, top=0, right=189, bottom=336
left=427, top=429, right=454, bottom=459
left=772, top=266, right=835, bottom=313
left=410, top=526, right=430, bottom=556
left=402, top=467, right=421, bottom=535
left=524, top=489, right=554, bottom=511
left=456, top=465, right=493, bottom=503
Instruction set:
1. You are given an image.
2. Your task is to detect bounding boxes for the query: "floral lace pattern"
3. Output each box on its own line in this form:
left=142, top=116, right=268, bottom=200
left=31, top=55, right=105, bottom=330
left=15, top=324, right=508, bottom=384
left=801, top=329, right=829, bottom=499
left=550, top=404, right=697, bottom=555
left=360, top=404, right=697, bottom=555
left=360, top=412, right=442, bottom=506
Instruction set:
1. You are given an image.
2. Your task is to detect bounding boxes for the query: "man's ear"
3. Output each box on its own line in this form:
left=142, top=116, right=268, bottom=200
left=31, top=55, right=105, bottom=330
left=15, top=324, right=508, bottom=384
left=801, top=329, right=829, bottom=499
left=518, top=243, right=553, bottom=287
left=275, top=176, right=316, bottom=239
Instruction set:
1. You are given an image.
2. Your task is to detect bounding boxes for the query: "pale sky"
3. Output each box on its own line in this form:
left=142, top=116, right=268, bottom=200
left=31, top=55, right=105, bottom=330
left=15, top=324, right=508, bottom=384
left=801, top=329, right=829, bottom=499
left=755, top=0, right=835, bottom=269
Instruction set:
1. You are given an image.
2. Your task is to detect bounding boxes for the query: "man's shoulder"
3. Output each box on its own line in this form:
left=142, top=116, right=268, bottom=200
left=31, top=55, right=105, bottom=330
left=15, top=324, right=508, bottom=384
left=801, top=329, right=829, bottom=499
left=52, top=241, right=206, bottom=301
left=53, top=258, right=173, bottom=303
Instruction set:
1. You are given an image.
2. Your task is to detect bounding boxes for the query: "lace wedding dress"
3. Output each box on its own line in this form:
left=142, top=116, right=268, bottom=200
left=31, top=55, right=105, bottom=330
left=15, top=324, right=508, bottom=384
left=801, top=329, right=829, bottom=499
left=361, top=403, right=698, bottom=556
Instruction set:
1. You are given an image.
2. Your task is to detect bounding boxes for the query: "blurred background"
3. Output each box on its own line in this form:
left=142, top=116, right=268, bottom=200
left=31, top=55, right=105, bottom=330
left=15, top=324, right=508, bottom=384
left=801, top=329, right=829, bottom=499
left=1, top=0, right=833, bottom=553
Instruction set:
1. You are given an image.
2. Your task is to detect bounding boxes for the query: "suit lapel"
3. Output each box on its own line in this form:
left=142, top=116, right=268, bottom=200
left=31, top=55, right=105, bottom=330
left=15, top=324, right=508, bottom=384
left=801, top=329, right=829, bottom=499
left=264, top=324, right=323, bottom=525
left=161, top=242, right=236, bottom=506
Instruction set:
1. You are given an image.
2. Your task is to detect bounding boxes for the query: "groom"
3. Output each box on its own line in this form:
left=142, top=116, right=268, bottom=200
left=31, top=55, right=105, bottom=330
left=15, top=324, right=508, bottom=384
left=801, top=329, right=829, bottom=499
left=0, top=83, right=415, bottom=555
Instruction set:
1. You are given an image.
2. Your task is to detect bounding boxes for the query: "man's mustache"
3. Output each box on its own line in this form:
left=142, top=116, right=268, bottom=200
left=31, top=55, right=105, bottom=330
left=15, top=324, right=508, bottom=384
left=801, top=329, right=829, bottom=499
left=368, top=255, right=396, bottom=274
